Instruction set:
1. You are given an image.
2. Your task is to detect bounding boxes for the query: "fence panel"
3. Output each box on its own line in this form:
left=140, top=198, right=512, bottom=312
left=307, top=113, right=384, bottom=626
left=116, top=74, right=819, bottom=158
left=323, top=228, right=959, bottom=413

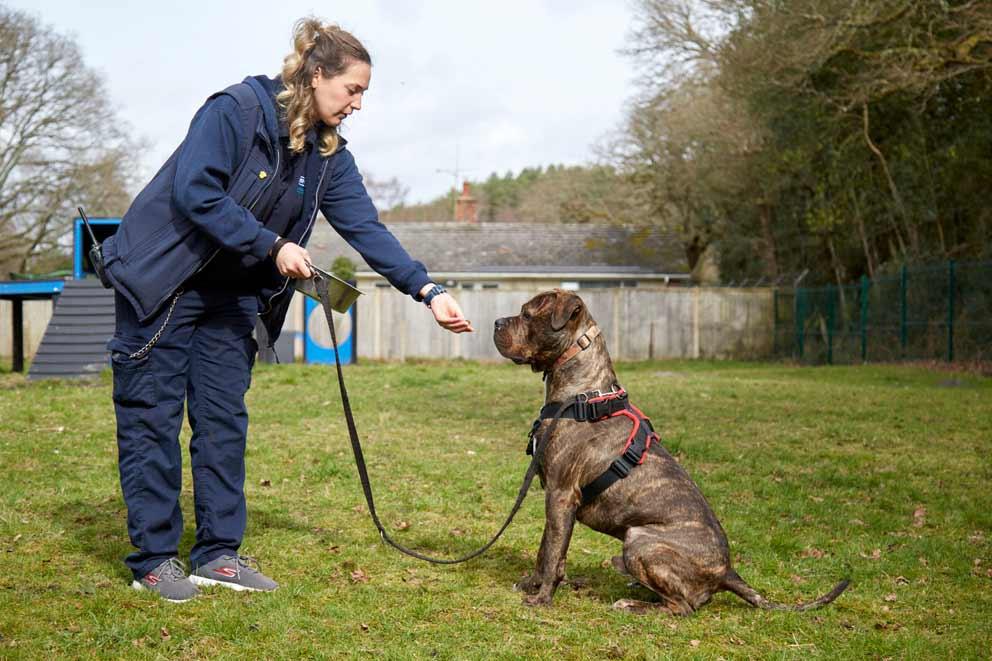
left=775, top=259, right=992, bottom=364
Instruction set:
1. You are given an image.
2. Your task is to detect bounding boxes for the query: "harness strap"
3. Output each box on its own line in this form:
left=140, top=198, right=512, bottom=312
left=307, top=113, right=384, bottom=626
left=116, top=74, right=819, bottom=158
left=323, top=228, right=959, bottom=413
left=579, top=411, right=658, bottom=505
left=526, top=387, right=660, bottom=505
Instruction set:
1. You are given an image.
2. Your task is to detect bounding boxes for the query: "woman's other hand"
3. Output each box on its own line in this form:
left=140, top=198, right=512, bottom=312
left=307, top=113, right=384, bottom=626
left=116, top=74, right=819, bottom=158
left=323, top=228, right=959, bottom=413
left=429, top=292, right=474, bottom=334
left=274, top=241, right=314, bottom=279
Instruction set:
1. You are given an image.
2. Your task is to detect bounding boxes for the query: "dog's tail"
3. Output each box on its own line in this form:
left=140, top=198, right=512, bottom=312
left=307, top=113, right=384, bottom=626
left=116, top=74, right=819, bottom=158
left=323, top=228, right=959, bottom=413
left=721, top=570, right=850, bottom=611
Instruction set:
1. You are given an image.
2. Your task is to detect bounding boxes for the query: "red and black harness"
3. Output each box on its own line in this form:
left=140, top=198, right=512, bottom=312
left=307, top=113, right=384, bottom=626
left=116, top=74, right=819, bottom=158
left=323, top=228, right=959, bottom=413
left=527, top=387, right=661, bottom=505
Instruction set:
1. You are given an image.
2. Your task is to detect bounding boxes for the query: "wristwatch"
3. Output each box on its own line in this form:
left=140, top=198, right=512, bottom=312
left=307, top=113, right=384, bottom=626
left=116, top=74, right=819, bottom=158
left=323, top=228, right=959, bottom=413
left=422, top=284, right=446, bottom=307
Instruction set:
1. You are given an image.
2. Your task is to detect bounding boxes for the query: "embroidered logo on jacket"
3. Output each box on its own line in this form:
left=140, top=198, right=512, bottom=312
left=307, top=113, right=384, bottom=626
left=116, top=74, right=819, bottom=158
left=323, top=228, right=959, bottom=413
left=297, top=176, right=305, bottom=196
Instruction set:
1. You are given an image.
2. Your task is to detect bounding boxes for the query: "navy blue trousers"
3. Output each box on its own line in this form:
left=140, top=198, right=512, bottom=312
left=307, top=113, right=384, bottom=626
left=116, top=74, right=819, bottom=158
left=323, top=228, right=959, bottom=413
left=110, top=287, right=258, bottom=580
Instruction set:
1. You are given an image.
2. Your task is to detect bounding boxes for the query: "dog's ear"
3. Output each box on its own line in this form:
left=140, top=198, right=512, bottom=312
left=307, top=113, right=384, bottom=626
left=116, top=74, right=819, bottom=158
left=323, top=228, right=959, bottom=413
left=550, top=292, right=583, bottom=331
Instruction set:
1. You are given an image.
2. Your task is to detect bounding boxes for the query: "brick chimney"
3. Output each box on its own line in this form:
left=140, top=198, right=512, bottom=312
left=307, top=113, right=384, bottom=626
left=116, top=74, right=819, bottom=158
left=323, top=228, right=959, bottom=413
left=454, top=182, right=478, bottom=223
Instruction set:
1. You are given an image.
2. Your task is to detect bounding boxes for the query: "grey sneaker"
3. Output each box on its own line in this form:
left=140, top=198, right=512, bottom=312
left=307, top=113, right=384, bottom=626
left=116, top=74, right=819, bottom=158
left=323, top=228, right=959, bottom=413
left=131, top=558, right=200, bottom=603
left=190, top=554, right=278, bottom=592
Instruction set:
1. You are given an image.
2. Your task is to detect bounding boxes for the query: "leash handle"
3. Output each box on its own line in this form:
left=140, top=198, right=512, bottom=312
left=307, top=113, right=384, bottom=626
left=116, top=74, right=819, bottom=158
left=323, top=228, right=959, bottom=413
left=314, top=274, right=561, bottom=564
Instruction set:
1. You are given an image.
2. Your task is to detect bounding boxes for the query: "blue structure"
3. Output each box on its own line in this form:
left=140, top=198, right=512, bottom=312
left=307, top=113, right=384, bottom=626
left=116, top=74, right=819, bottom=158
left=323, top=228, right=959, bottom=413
left=0, top=279, right=65, bottom=372
left=73, top=216, right=122, bottom=280
left=5, top=214, right=350, bottom=374
left=303, top=297, right=356, bottom=365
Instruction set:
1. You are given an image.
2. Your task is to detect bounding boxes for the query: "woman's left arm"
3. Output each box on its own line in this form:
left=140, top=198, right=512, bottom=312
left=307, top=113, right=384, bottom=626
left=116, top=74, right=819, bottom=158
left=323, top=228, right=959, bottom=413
left=320, top=149, right=472, bottom=333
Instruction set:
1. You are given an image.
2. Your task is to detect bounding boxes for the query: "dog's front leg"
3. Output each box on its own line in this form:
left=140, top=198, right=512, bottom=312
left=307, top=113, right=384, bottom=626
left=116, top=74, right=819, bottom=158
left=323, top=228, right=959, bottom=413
left=521, top=489, right=577, bottom=606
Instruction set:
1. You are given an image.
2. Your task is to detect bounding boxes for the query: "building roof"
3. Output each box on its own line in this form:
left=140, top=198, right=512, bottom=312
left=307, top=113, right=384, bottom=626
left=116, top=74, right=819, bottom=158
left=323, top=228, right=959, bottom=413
left=307, top=220, right=689, bottom=277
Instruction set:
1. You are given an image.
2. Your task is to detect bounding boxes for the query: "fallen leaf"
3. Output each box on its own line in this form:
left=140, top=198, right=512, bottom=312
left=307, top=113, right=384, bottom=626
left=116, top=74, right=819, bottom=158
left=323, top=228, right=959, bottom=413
left=350, top=569, right=369, bottom=583
left=884, top=593, right=897, bottom=602
left=859, top=548, right=882, bottom=560
left=849, top=518, right=865, bottom=526
left=259, top=479, right=271, bottom=487
left=809, top=496, right=824, bottom=503
left=894, top=576, right=909, bottom=585
left=800, top=548, right=826, bottom=559
left=160, top=627, right=171, bottom=640
left=689, top=640, right=701, bottom=647
left=360, top=623, right=369, bottom=632
left=918, top=556, right=929, bottom=567
left=912, top=505, right=926, bottom=527
left=466, top=450, right=477, bottom=456
left=451, top=529, right=464, bottom=537
left=11, top=534, right=21, bottom=543
left=248, top=623, right=260, bottom=632
left=397, top=521, right=410, bottom=530
left=729, top=636, right=745, bottom=646
left=790, top=574, right=806, bottom=584
left=968, top=531, right=985, bottom=544
left=327, top=545, right=340, bottom=554
left=353, top=505, right=366, bottom=515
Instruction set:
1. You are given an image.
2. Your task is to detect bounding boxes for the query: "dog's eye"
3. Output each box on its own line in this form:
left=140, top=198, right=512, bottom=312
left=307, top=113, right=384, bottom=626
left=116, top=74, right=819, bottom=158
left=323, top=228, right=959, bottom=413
left=521, top=312, right=531, bottom=321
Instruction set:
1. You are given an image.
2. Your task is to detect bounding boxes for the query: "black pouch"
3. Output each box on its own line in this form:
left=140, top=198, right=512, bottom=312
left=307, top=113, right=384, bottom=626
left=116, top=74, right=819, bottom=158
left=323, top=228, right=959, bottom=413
left=89, top=243, right=112, bottom=288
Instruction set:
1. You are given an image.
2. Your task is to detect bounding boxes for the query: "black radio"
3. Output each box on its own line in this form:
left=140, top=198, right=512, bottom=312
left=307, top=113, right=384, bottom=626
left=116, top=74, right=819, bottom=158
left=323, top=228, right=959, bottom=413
left=78, top=206, right=111, bottom=288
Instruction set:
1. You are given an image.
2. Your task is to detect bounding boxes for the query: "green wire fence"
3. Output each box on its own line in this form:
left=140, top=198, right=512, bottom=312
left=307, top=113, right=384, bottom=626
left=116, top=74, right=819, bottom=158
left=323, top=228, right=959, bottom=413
left=774, top=260, right=992, bottom=364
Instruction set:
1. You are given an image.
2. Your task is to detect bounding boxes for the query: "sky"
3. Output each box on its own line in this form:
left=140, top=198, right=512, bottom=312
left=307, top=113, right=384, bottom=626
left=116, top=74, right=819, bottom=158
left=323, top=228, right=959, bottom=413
left=8, top=0, right=639, bottom=205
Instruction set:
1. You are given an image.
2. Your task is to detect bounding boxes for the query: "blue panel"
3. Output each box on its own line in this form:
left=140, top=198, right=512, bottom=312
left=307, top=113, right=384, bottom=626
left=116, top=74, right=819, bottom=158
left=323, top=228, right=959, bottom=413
left=304, top=297, right=354, bottom=364
left=0, top=280, right=64, bottom=297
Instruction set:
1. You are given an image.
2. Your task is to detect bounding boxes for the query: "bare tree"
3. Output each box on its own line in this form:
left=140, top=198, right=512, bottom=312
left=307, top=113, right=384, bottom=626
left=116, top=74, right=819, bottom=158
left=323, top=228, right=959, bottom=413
left=362, top=172, right=410, bottom=214
left=0, top=6, right=137, bottom=275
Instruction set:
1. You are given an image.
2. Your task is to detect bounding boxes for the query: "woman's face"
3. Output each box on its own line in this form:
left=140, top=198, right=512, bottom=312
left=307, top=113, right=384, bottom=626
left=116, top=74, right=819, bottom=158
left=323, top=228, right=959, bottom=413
left=311, top=60, right=371, bottom=127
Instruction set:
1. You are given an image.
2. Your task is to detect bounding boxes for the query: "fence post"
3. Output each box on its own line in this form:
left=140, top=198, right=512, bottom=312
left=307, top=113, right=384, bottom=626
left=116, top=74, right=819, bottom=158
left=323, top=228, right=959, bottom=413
left=860, top=275, right=869, bottom=363
left=772, top=288, right=779, bottom=356
left=827, top=286, right=835, bottom=365
left=947, top=259, right=956, bottom=362
left=795, top=289, right=806, bottom=360
left=899, top=265, right=907, bottom=356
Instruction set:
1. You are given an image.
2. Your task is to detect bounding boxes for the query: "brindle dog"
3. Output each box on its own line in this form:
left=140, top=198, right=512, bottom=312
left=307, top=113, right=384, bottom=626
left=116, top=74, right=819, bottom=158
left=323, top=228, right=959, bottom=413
left=494, top=289, right=849, bottom=613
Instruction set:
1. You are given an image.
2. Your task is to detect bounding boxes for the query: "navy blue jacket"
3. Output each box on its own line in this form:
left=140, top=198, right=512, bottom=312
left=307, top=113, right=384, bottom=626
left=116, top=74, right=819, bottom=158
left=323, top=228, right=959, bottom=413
left=103, top=75, right=431, bottom=343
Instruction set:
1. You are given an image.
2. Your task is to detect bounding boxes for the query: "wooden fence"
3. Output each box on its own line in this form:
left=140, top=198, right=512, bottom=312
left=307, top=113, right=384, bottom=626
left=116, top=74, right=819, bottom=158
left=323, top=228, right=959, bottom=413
left=356, top=287, right=774, bottom=361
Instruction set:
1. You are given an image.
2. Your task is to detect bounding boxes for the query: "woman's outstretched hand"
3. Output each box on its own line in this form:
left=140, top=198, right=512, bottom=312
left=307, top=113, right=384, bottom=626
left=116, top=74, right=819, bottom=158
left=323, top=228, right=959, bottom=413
left=429, top=292, right=474, bottom=334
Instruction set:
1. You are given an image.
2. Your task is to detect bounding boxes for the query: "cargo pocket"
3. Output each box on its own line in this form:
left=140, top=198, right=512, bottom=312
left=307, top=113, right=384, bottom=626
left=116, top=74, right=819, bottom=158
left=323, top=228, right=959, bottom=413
left=111, top=351, right=158, bottom=407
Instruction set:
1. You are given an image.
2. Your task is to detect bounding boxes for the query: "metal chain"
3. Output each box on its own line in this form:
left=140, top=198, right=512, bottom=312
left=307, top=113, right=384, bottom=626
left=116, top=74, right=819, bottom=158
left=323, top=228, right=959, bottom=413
left=128, top=289, right=183, bottom=360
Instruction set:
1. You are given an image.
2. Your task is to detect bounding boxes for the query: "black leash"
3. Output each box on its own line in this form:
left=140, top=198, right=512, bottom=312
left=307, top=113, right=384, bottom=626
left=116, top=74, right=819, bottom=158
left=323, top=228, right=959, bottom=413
left=313, top=274, right=571, bottom=564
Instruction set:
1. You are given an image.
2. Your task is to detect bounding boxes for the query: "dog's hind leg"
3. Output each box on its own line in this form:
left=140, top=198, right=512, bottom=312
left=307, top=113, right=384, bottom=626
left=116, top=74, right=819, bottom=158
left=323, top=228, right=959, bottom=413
left=620, top=526, right=725, bottom=616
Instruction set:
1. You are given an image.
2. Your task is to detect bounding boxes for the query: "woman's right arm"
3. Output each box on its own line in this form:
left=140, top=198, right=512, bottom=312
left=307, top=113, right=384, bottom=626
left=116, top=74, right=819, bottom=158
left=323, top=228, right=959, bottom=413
left=171, top=95, right=279, bottom=261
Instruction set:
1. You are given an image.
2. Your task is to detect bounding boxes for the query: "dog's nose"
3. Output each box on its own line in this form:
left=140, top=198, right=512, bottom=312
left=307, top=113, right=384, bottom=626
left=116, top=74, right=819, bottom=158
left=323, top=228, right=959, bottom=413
left=494, top=318, right=508, bottom=331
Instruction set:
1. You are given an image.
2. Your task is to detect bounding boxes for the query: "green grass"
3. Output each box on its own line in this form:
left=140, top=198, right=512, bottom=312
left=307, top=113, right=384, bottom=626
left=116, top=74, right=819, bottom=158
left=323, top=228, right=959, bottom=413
left=0, top=359, right=990, bottom=659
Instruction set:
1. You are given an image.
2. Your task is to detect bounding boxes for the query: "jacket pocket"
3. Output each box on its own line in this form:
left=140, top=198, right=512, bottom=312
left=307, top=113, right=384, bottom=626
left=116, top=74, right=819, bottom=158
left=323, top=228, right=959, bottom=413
left=229, top=152, right=273, bottom=208
left=111, top=351, right=158, bottom=407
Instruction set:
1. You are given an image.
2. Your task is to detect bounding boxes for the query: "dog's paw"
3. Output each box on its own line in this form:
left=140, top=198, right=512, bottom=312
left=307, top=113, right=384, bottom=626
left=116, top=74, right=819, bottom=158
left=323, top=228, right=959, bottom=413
left=523, top=593, right=552, bottom=607
left=514, top=575, right=541, bottom=595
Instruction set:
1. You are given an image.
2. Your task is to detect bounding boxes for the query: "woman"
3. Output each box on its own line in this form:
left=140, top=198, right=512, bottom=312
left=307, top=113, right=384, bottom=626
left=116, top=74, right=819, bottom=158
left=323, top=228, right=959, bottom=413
left=102, top=18, right=472, bottom=603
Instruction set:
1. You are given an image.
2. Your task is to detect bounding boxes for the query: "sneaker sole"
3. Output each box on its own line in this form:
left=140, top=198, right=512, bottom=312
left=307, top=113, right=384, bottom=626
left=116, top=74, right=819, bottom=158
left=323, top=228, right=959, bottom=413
left=188, top=574, right=277, bottom=592
left=131, top=580, right=198, bottom=603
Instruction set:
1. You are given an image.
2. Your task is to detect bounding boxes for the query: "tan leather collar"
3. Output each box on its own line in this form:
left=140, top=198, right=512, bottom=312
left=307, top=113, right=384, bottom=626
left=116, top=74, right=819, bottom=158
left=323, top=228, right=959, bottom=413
left=549, top=325, right=601, bottom=372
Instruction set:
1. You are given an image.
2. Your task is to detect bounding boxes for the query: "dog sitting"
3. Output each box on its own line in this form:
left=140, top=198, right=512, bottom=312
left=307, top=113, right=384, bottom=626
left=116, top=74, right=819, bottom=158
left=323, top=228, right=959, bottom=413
left=493, top=289, right=849, bottom=613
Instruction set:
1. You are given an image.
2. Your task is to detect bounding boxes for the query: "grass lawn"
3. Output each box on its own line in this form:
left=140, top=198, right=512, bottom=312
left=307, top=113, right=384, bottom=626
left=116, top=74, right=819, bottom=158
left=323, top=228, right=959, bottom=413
left=0, top=358, right=990, bottom=659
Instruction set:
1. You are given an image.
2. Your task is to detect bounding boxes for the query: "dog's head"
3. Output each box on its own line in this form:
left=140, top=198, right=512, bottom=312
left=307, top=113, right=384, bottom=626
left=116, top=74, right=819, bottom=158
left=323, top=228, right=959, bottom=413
left=493, top=289, right=589, bottom=372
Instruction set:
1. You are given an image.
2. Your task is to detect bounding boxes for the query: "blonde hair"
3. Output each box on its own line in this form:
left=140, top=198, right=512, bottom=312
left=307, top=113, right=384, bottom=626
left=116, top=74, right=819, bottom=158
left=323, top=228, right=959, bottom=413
left=277, top=18, right=371, bottom=157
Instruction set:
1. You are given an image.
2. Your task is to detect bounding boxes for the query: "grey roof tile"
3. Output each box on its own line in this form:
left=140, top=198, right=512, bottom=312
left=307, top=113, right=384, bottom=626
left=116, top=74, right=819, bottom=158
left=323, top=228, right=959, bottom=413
left=307, top=220, right=688, bottom=275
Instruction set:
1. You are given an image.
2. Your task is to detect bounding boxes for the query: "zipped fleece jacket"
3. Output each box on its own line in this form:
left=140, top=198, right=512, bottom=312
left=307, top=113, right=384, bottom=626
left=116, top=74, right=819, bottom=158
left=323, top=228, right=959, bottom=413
left=102, top=75, right=431, bottom=343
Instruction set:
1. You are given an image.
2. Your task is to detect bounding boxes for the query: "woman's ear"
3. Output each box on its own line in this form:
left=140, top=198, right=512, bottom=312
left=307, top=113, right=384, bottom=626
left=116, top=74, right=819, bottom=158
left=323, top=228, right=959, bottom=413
left=311, top=67, right=322, bottom=88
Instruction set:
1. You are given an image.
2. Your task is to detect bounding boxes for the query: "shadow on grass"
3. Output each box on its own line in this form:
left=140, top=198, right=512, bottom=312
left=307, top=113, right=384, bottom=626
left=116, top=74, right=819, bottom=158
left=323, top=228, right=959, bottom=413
left=51, top=494, right=312, bottom=579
